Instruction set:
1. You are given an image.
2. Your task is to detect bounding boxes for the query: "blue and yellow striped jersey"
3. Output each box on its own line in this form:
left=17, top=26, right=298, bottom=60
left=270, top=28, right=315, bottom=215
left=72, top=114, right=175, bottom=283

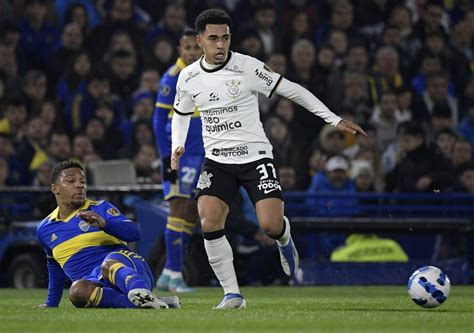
left=37, top=199, right=140, bottom=282
left=153, top=57, right=204, bottom=157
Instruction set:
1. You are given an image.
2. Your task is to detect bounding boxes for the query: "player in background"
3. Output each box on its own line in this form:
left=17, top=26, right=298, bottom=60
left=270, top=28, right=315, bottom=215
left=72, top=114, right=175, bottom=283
left=153, top=29, right=204, bottom=292
left=171, top=9, right=366, bottom=309
left=36, top=160, right=180, bottom=309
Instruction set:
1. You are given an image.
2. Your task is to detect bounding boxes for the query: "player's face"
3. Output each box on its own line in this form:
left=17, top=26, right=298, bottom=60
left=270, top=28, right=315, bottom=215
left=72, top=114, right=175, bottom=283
left=52, top=168, right=87, bottom=209
left=197, top=24, right=231, bottom=65
left=179, top=35, right=202, bottom=65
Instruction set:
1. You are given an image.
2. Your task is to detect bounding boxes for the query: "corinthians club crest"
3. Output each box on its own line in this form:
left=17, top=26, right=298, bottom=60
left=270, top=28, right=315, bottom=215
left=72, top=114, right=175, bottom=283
left=197, top=171, right=213, bottom=190
left=226, top=80, right=241, bottom=99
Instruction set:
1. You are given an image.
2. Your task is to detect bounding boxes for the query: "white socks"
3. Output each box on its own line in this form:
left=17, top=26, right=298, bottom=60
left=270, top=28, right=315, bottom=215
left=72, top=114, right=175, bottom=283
left=276, top=216, right=291, bottom=247
left=204, top=236, right=240, bottom=295
left=162, top=268, right=183, bottom=279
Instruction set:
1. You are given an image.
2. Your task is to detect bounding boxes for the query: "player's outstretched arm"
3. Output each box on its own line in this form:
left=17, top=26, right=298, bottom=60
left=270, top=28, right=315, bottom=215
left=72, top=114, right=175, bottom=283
left=275, top=77, right=366, bottom=136
left=37, top=257, right=68, bottom=308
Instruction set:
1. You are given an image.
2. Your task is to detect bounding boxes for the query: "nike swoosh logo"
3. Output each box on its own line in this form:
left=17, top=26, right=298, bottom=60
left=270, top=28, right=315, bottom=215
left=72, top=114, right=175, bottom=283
left=263, top=188, right=278, bottom=194
left=192, top=92, right=201, bottom=99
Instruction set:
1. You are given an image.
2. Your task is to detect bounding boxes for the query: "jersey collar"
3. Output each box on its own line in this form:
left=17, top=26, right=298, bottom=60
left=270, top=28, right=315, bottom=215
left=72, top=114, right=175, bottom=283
left=199, top=51, right=233, bottom=73
left=176, top=57, right=187, bottom=70
left=48, top=199, right=94, bottom=223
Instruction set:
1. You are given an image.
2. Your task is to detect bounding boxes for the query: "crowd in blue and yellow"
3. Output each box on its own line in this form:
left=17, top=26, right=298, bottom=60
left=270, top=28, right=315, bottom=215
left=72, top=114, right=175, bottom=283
left=0, top=0, right=473, bottom=203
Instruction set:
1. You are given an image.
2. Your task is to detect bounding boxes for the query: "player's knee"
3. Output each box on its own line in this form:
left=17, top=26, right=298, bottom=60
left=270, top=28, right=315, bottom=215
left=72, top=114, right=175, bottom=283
left=69, top=280, right=96, bottom=308
left=200, top=216, right=223, bottom=232
left=260, top=215, right=284, bottom=238
left=101, top=260, right=119, bottom=279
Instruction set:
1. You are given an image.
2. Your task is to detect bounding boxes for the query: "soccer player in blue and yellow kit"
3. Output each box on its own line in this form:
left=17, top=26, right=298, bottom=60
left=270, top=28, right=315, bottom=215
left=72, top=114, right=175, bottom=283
left=153, top=29, right=204, bottom=292
left=36, top=161, right=180, bottom=309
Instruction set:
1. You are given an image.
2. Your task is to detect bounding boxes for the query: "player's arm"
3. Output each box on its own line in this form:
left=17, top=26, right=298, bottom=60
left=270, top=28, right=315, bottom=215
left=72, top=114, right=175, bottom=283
left=171, top=74, right=195, bottom=170
left=76, top=204, right=140, bottom=242
left=274, top=78, right=366, bottom=136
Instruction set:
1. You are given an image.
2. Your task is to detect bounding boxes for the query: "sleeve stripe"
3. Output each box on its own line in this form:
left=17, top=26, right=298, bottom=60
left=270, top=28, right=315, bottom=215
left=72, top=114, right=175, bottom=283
left=173, top=108, right=194, bottom=116
left=269, top=75, right=283, bottom=98
left=155, top=102, right=173, bottom=110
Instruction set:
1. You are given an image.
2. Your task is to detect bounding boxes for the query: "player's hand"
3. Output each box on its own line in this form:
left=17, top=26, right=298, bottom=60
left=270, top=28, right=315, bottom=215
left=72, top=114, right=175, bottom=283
left=161, top=156, right=178, bottom=182
left=336, top=119, right=367, bottom=136
left=77, top=211, right=106, bottom=228
left=171, top=146, right=185, bottom=170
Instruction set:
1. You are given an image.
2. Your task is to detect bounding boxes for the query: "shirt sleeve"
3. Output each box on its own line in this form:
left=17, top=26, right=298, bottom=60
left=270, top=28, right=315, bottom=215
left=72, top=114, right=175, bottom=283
left=244, top=55, right=282, bottom=98
left=173, top=72, right=195, bottom=115
left=98, top=201, right=141, bottom=242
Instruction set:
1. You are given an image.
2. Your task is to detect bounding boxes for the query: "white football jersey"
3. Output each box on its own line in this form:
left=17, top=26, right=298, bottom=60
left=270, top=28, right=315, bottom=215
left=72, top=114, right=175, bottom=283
left=174, top=51, right=281, bottom=164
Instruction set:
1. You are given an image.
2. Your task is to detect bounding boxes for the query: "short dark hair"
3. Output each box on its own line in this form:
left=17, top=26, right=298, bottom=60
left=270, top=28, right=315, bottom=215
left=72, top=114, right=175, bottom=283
left=195, top=9, right=232, bottom=34
left=181, top=28, right=197, bottom=38
left=51, top=160, right=84, bottom=183
left=404, top=122, right=425, bottom=138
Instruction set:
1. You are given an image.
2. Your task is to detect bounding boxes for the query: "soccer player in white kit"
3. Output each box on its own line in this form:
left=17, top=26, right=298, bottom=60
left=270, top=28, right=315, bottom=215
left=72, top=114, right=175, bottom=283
left=171, top=9, right=366, bottom=309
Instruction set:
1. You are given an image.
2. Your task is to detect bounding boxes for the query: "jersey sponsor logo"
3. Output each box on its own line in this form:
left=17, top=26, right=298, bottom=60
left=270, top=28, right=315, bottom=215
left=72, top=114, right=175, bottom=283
left=185, top=71, right=199, bottom=83
left=212, top=146, right=249, bottom=157
left=107, top=208, right=120, bottom=216
left=205, top=121, right=242, bottom=133
left=160, top=84, right=171, bottom=96
left=225, top=65, right=243, bottom=73
left=197, top=171, right=213, bottom=190
left=254, top=68, right=274, bottom=86
left=79, top=220, right=90, bottom=232
left=226, top=80, right=241, bottom=99
left=209, top=92, right=220, bottom=101
left=201, top=106, right=238, bottom=116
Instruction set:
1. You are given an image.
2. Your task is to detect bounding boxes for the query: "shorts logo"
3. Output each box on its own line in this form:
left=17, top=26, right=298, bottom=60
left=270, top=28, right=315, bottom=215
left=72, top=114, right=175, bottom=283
left=197, top=171, right=213, bottom=190
left=79, top=220, right=90, bottom=232
left=226, top=80, right=241, bottom=99
left=107, top=208, right=120, bottom=216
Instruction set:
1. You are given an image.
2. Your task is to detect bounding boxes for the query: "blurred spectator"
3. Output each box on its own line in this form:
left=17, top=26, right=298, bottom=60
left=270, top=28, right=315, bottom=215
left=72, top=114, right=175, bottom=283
left=57, top=50, right=91, bottom=113
left=434, top=128, right=458, bottom=161
left=307, top=146, right=327, bottom=178
left=396, top=85, right=414, bottom=122
left=130, top=90, right=154, bottom=122
left=106, top=49, right=139, bottom=102
left=71, top=133, right=94, bottom=163
left=84, top=116, right=115, bottom=160
left=351, top=159, right=376, bottom=193
left=270, top=98, right=306, bottom=141
left=454, top=162, right=474, bottom=193
left=306, top=155, right=357, bottom=216
left=282, top=9, right=315, bottom=55
left=103, top=29, right=146, bottom=72
left=385, top=122, right=454, bottom=192
left=0, top=157, right=10, bottom=186
left=150, top=35, right=176, bottom=74
left=58, top=1, right=100, bottom=32
left=315, top=0, right=358, bottom=46
left=0, top=133, right=24, bottom=184
left=287, top=39, right=321, bottom=96
left=411, top=53, right=452, bottom=97
left=22, top=69, right=48, bottom=111
left=368, top=46, right=404, bottom=105
left=413, top=2, right=448, bottom=41
left=48, top=22, right=84, bottom=82
left=278, top=165, right=297, bottom=191
left=147, top=3, right=187, bottom=45
left=449, top=20, right=472, bottom=93
left=382, top=121, right=410, bottom=174
left=118, top=119, right=154, bottom=158
left=47, top=131, right=71, bottom=163
left=457, top=102, right=474, bottom=154
left=427, top=106, right=455, bottom=142
left=343, top=123, right=378, bottom=160
left=252, top=1, right=281, bottom=57
left=138, top=67, right=160, bottom=95
left=36, top=98, right=65, bottom=130
left=17, top=0, right=60, bottom=70
left=15, top=115, right=49, bottom=179
left=326, top=28, right=347, bottom=69
left=370, top=91, right=402, bottom=151
left=0, top=97, right=28, bottom=143
left=354, top=146, right=384, bottom=192
left=451, top=138, right=472, bottom=170
left=263, top=114, right=305, bottom=172
left=30, top=160, right=55, bottom=218
left=413, top=71, right=459, bottom=126
left=94, top=98, right=125, bottom=151
left=133, top=143, right=160, bottom=184
left=339, top=71, right=372, bottom=122
left=0, top=20, right=20, bottom=80
left=265, top=52, right=287, bottom=76
left=318, top=124, right=346, bottom=157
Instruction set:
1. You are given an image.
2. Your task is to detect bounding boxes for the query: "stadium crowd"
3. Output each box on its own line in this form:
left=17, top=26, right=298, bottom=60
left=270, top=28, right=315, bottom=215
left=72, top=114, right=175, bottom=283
left=0, top=0, right=473, bottom=199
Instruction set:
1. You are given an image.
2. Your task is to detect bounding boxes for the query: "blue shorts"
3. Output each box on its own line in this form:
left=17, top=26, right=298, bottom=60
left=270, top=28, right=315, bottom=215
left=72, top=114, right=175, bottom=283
left=83, top=250, right=154, bottom=290
left=162, top=154, right=204, bottom=200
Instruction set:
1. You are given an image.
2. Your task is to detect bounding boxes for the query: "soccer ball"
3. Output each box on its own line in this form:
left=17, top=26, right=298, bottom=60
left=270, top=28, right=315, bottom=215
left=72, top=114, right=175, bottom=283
left=407, top=266, right=450, bottom=308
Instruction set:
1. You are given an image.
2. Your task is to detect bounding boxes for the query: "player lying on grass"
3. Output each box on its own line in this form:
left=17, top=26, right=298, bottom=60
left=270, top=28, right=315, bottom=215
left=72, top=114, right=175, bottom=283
left=36, top=160, right=179, bottom=309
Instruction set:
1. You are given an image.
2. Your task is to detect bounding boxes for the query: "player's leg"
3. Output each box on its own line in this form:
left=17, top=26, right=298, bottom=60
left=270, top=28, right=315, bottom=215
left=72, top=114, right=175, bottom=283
left=101, top=251, right=170, bottom=309
left=242, top=159, right=299, bottom=277
left=157, top=155, right=201, bottom=292
left=196, top=159, right=245, bottom=309
left=68, top=279, right=137, bottom=308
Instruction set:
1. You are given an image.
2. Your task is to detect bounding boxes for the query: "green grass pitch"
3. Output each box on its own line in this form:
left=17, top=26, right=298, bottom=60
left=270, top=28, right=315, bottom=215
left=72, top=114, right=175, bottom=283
left=0, top=286, right=473, bottom=333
